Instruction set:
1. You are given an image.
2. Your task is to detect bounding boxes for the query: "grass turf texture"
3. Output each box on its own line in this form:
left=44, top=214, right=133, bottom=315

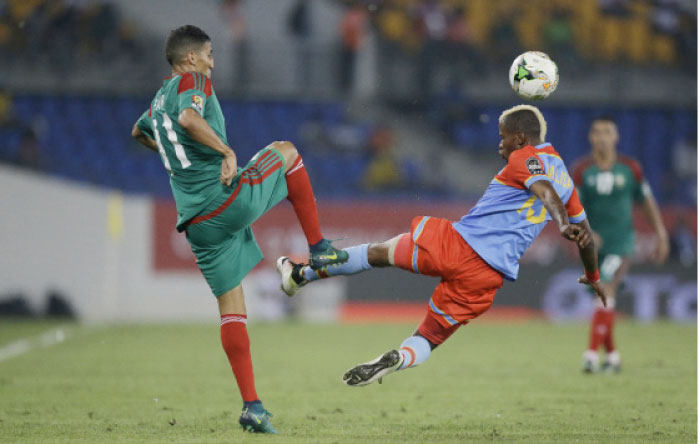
left=0, top=320, right=695, bottom=443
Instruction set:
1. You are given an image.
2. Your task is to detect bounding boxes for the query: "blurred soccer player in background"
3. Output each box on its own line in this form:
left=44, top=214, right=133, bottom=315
left=130, top=25, right=347, bottom=434
left=573, top=117, right=669, bottom=373
left=278, top=105, right=607, bottom=386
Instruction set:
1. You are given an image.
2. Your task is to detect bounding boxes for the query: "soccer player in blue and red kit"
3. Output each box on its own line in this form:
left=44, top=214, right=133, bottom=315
left=278, top=105, right=608, bottom=385
left=131, top=25, right=347, bottom=433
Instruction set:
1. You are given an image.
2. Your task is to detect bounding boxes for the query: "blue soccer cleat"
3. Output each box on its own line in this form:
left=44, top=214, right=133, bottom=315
left=309, top=239, right=348, bottom=270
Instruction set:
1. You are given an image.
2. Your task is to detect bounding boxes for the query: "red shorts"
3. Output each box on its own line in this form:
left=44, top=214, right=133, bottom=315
left=393, top=216, right=504, bottom=345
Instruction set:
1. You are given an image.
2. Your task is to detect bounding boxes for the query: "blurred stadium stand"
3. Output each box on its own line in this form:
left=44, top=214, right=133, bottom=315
left=4, top=95, right=369, bottom=197
left=0, top=0, right=695, bottom=204
left=2, top=94, right=696, bottom=205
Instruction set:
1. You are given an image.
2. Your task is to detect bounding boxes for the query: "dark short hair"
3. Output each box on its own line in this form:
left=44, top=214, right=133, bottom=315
left=591, top=115, right=617, bottom=127
left=164, top=25, right=210, bottom=66
left=501, top=109, right=542, bottom=141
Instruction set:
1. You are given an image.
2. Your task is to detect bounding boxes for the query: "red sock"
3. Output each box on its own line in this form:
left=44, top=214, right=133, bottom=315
left=220, top=314, right=258, bottom=402
left=603, top=310, right=616, bottom=352
left=285, top=155, right=323, bottom=246
left=587, top=308, right=608, bottom=351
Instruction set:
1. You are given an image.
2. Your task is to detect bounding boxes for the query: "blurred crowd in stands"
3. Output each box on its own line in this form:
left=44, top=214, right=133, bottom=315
left=0, top=0, right=141, bottom=68
left=364, top=0, right=696, bottom=99
left=218, top=0, right=697, bottom=96
left=1, top=0, right=695, bottom=88
left=369, top=0, right=696, bottom=68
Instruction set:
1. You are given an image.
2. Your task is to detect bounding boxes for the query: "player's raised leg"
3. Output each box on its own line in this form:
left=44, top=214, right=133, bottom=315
left=218, top=286, right=277, bottom=434
left=270, top=141, right=348, bottom=269
left=277, top=235, right=399, bottom=296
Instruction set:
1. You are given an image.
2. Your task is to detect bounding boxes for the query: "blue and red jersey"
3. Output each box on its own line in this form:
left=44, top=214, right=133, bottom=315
left=453, top=143, right=586, bottom=281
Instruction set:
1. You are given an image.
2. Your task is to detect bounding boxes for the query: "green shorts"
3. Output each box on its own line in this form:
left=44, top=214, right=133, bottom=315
left=185, top=147, right=287, bottom=297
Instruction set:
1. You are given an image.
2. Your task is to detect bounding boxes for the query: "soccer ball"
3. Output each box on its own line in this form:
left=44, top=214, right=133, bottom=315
left=509, top=51, right=559, bottom=100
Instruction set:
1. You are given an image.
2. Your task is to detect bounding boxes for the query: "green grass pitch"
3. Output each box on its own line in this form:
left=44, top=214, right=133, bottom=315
left=0, top=319, right=695, bottom=443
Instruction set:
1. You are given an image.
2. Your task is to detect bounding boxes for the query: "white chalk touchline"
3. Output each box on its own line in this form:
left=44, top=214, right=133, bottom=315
left=0, top=326, right=70, bottom=363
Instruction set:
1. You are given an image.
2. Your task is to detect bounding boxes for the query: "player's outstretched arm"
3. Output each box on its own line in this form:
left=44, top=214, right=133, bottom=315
left=641, top=194, right=670, bottom=264
left=178, top=108, right=237, bottom=185
left=529, top=181, right=606, bottom=306
left=131, top=124, right=158, bottom=152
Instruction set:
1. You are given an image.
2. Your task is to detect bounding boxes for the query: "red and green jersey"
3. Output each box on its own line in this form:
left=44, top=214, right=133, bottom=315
left=572, top=155, right=651, bottom=256
left=137, top=71, right=227, bottom=231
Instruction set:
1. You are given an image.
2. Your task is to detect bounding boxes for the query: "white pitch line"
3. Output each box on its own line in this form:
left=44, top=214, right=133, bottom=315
left=0, top=326, right=70, bottom=363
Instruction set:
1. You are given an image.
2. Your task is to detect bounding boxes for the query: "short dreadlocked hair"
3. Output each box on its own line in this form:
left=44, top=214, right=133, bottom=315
left=499, top=104, right=547, bottom=142
left=164, top=25, right=210, bottom=66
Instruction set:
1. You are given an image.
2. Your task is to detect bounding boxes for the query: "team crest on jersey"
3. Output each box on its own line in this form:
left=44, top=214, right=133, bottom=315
left=191, top=95, right=204, bottom=115
left=525, top=157, right=544, bottom=175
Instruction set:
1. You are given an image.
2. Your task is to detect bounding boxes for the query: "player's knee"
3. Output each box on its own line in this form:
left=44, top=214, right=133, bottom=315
left=270, top=140, right=299, bottom=165
left=367, top=242, right=391, bottom=267
left=273, top=140, right=297, bottom=153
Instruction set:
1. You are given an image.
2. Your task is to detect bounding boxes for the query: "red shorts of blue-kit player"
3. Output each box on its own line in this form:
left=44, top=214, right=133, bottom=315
left=393, top=216, right=504, bottom=345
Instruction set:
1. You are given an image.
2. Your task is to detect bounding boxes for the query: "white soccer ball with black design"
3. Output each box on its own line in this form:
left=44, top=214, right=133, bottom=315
left=509, top=51, right=559, bottom=100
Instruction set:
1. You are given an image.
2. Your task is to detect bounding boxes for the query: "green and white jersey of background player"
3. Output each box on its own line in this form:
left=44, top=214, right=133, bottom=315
left=572, top=155, right=652, bottom=282
left=135, top=71, right=227, bottom=231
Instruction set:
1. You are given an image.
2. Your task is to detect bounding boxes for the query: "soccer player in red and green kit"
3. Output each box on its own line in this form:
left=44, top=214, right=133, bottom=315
left=130, top=25, right=348, bottom=434
left=572, top=116, right=669, bottom=373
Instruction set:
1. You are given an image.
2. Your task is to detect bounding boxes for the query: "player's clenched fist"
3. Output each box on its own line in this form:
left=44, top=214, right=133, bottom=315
left=560, top=224, right=590, bottom=248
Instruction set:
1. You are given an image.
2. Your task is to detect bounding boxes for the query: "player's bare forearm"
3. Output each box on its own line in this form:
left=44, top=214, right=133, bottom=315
left=131, top=124, right=158, bottom=152
left=178, top=108, right=235, bottom=158
left=574, top=218, right=606, bottom=305
left=530, top=181, right=591, bottom=248
left=529, top=180, right=580, bottom=240
left=179, top=109, right=237, bottom=185
left=574, top=219, right=598, bottom=273
left=641, top=195, right=670, bottom=263
left=642, top=195, right=669, bottom=242
left=530, top=181, right=568, bottom=228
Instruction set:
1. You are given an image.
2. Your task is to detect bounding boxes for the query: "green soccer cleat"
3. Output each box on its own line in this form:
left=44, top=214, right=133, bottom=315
left=342, top=349, right=403, bottom=387
left=239, top=403, right=277, bottom=434
left=309, top=239, right=348, bottom=270
left=276, top=256, right=307, bottom=297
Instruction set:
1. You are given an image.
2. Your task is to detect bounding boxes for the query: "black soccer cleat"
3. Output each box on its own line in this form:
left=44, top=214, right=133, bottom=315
left=342, top=349, right=403, bottom=387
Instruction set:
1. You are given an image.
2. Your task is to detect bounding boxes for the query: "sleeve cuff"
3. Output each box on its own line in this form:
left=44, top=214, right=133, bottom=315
left=569, top=210, right=587, bottom=224
left=585, top=269, right=600, bottom=283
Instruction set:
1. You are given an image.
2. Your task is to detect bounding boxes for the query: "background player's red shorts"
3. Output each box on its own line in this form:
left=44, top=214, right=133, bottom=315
left=393, top=216, right=504, bottom=345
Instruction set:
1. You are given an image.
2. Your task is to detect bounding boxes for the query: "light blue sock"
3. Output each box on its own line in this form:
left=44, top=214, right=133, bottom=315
left=303, top=244, right=371, bottom=282
left=398, top=335, right=431, bottom=370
